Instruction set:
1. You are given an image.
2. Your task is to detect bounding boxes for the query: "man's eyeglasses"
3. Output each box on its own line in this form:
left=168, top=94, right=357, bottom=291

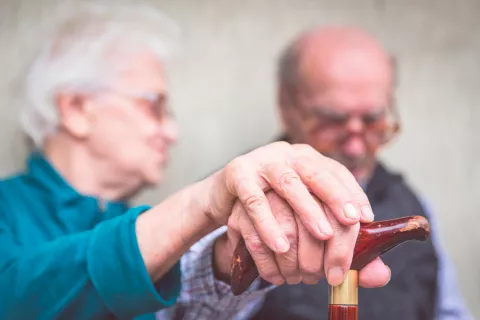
left=298, top=104, right=400, bottom=145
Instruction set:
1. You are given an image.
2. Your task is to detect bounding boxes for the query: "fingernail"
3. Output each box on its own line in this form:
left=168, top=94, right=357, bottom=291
left=344, top=203, right=358, bottom=219
left=383, top=266, right=392, bottom=287
left=317, top=221, right=333, bottom=238
left=361, top=205, right=375, bottom=222
left=275, top=236, right=290, bottom=253
left=327, top=267, right=345, bottom=286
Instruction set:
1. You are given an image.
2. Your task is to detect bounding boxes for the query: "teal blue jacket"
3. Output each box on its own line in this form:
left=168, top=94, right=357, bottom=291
left=0, top=152, right=181, bottom=319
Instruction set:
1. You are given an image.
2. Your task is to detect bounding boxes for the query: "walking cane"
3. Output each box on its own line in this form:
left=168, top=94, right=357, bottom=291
left=230, top=215, right=430, bottom=320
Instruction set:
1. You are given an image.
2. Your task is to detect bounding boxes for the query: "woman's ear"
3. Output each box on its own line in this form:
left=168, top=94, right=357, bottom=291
left=55, top=91, right=93, bottom=139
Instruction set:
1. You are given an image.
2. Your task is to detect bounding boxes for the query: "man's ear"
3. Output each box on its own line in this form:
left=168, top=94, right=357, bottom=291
left=55, top=91, right=93, bottom=139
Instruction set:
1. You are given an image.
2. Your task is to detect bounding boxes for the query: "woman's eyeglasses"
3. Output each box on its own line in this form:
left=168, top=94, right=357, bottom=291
left=95, top=86, right=173, bottom=122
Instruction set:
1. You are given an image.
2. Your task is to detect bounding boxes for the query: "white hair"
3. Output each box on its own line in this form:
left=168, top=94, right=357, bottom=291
left=19, top=1, right=181, bottom=147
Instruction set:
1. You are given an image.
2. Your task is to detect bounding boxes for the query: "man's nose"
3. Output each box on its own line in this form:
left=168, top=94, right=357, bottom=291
left=343, top=116, right=367, bottom=156
left=345, top=116, right=365, bottom=134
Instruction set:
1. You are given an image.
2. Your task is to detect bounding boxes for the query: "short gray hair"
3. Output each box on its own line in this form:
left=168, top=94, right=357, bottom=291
left=19, top=2, right=181, bottom=147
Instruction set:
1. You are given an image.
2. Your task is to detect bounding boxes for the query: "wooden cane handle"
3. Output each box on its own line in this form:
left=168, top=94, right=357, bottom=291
left=230, top=215, right=430, bottom=295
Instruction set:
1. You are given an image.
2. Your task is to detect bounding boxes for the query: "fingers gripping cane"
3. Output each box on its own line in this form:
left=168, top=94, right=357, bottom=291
left=230, top=216, right=431, bottom=320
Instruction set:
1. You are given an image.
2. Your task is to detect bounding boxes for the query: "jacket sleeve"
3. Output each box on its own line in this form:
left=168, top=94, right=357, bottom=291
left=0, top=205, right=181, bottom=320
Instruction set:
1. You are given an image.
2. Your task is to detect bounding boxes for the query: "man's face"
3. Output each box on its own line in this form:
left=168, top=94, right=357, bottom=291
left=84, top=50, right=178, bottom=186
left=280, top=50, right=397, bottom=183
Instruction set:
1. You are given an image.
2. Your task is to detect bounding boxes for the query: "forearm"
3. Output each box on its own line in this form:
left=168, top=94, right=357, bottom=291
left=136, top=177, right=219, bottom=282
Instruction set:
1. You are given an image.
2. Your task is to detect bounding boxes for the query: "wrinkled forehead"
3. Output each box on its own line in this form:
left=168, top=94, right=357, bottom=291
left=298, top=48, right=394, bottom=112
left=107, top=48, right=167, bottom=93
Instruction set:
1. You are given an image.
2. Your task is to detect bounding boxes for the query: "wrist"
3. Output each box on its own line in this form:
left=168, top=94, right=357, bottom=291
left=182, top=180, right=219, bottom=242
left=202, top=168, right=234, bottom=226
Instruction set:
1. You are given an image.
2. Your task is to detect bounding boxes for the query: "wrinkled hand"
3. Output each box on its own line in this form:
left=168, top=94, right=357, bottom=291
left=218, top=190, right=390, bottom=288
left=207, top=141, right=380, bottom=286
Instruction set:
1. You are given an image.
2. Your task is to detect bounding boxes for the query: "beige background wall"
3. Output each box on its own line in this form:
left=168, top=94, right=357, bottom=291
left=1, top=0, right=479, bottom=317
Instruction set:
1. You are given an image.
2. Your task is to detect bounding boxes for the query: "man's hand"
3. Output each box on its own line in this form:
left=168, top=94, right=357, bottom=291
left=206, top=141, right=378, bottom=286
left=213, top=190, right=390, bottom=288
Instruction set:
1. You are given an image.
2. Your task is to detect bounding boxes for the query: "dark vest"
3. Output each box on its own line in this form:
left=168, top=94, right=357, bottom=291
left=250, top=161, right=439, bottom=320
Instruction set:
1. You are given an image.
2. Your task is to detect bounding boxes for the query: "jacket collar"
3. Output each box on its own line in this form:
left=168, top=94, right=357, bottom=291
left=25, top=151, right=128, bottom=211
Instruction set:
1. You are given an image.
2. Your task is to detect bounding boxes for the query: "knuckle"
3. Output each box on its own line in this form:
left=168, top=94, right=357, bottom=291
left=225, top=158, right=243, bottom=186
left=285, top=276, right=302, bottom=285
left=225, top=157, right=242, bottom=175
left=244, top=194, right=267, bottom=213
left=226, top=156, right=249, bottom=179
left=226, top=212, right=240, bottom=230
left=272, top=141, right=291, bottom=150
left=312, top=167, right=325, bottom=179
left=277, top=249, right=299, bottom=277
left=282, top=252, right=298, bottom=265
left=283, top=222, right=298, bottom=244
left=244, top=232, right=268, bottom=255
left=226, top=217, right=236, bottom=230
left=300, top=261, right=323, bottom=277
left=333, top=160, right=351, bottom=175
left=327, top=241, right=354, bottom=264
left=352, top=191, right=369, bottom=206
left=298, top=167, right=316, bottom=183
left=302, top=277, right=319, bottom=285
left=278, top=171, right=300, bottom=191
left=297, top=143, right=316, bottom=154
left=278, top=254, right=298, bottom=276
left=258, top=265, right=280, bottom=282
left=322, top=155, right=344, bottom=170
left=325, top=194, right=347, bottom=212
left=290, top=152, right=305, bottom=167
left=291, top=143, right=309, bottom=152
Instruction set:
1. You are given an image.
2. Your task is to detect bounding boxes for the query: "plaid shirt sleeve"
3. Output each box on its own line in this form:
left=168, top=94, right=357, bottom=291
left=155, top=226, right=274, bottom=320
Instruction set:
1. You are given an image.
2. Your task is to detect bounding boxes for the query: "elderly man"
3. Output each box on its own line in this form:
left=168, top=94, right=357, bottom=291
left=0, top=5, right=391, bottom=320
left=250, top=27, right=473, bottom=320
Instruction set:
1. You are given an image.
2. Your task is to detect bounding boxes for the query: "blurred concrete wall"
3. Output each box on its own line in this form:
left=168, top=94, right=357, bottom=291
left=1, top=0, right=479, bottom=317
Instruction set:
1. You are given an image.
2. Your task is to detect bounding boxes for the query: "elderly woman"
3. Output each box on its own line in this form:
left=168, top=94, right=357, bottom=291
left=0, top=3, right=389, bottom=320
